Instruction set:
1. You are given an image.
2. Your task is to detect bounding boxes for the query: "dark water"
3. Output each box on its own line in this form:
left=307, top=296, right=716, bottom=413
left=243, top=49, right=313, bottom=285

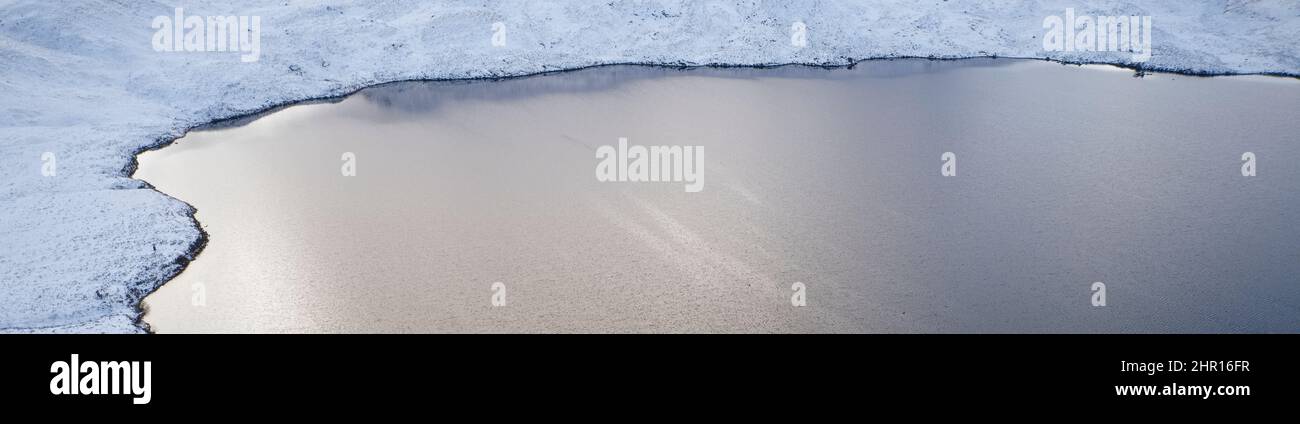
left=136, top=59, right=1300, bottom=333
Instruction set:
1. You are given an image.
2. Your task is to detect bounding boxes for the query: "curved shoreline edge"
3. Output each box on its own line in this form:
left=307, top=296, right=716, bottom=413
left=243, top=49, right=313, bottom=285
left=127, top=57, right=1296, bottom=333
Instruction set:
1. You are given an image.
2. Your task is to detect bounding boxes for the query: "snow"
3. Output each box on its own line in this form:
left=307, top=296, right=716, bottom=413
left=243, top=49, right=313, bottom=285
left=0, top=0, right=1296, bottom=333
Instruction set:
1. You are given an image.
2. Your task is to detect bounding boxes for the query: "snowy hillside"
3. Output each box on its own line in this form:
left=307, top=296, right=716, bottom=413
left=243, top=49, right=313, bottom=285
left=0, top=0, right=1296, bottom=332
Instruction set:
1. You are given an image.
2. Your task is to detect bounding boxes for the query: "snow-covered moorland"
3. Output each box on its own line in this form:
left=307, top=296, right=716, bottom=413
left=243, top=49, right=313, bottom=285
left=0, top=0, right=1296, bottom=333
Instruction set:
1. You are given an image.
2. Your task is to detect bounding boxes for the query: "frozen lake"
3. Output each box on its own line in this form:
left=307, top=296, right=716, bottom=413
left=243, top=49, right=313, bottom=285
left=135, top=59, right=1300, bottom=333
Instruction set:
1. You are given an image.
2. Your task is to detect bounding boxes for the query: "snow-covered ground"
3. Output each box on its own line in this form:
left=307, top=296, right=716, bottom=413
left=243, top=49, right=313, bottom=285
left=0, top=0, right=1296, bottom=333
